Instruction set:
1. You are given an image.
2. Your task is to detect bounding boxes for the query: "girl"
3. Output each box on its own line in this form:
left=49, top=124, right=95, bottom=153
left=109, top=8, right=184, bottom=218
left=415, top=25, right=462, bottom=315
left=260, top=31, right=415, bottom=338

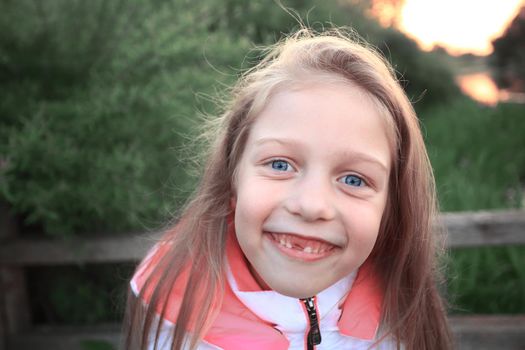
left=124, top=29, right=453, bottom=350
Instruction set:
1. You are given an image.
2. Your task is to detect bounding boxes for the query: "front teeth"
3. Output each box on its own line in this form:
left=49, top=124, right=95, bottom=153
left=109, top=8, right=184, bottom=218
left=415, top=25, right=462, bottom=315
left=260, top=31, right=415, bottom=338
left=303, top=246, right=322, bottom=254
left=272, top=232, right=332, bottom=254
left=276, top=239, right=323, bottom=254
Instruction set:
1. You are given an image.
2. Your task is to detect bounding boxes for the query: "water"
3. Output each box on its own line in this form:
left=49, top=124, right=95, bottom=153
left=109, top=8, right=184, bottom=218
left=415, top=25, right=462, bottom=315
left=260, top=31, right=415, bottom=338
left=456, top=71, right=525, bottom=105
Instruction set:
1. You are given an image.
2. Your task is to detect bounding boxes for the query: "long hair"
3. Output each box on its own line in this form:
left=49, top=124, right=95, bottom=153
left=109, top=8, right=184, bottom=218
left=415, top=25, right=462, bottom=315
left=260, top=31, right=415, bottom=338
left=123, top=28, right=453, bottom=350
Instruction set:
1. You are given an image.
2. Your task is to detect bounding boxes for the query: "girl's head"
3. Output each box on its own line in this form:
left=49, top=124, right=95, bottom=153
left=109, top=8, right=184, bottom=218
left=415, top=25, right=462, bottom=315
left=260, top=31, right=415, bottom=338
left=202, top=29, right=434, bottom=297
left=128, top=28, right=451, bottom=350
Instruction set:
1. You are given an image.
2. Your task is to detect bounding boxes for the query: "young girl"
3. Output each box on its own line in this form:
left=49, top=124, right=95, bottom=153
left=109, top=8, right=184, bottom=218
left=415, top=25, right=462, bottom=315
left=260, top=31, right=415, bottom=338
left=124, top=29, right=453, bottom=350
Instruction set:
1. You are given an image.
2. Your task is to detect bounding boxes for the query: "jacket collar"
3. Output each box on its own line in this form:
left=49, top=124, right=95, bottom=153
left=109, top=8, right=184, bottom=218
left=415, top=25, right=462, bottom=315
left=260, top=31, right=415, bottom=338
left=224, top=229, right=382, bottom=340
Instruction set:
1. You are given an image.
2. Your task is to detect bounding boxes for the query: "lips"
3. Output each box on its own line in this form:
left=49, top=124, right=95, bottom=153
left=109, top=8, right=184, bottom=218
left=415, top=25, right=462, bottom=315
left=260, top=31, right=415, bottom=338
left=267, top=232, right=337, bottom=255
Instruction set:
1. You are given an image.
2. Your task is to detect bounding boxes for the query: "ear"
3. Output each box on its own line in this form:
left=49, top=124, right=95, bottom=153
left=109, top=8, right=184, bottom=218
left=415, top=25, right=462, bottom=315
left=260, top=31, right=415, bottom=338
left=230, top=196, right=237, bottom=209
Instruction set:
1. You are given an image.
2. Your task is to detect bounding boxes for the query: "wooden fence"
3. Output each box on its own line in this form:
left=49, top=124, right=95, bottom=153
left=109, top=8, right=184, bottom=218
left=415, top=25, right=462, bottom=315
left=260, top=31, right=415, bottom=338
left=1, top=209, right=524, bottom=349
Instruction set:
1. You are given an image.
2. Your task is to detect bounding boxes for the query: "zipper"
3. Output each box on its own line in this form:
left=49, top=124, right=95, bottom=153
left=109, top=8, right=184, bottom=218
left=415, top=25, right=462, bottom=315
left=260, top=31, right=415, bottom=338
left=301, top=296, right=321, bottom=350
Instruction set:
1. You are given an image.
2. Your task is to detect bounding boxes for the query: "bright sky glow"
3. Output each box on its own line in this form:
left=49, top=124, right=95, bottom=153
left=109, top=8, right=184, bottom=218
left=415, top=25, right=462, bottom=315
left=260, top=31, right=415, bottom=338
left=399, top=0, right=524, bottom=55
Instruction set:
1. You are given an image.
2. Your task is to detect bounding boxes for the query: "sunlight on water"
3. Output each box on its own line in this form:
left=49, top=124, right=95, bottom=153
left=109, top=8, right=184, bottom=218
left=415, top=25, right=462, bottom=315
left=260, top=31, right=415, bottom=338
left=456, top=72, right=499, bottom=106
left=456, top=72, right=525, bottom=106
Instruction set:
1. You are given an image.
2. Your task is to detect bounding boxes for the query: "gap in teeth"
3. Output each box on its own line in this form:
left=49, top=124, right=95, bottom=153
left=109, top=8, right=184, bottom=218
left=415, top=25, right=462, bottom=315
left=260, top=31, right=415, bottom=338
left=273, top=233, right=330, bottom=254
left=303, top=246, right=323, bottom=254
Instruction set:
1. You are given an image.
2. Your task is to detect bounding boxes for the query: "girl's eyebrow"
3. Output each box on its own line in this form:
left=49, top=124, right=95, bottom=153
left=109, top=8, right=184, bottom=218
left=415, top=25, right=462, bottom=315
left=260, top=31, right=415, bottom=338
left=335, top=150, right=389, bottom=173
left=253, top=137, right=389, bottom=173
left=254, top=137, right=298, bottom=147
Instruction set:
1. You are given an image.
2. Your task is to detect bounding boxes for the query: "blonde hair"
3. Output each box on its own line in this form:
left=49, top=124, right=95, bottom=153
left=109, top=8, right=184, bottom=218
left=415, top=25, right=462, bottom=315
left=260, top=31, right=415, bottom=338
left=123, top=28, right=453, bottom=350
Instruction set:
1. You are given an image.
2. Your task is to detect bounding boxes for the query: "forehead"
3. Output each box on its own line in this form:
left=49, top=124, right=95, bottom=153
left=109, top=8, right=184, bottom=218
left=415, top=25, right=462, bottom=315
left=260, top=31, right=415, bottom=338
left=246, top=82, right=394, bottom=168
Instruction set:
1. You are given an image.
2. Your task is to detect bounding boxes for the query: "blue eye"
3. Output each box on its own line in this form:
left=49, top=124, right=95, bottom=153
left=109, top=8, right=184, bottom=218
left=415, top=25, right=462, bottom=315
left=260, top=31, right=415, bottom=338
left=270, top=160, right=291, bottom=172
left=341, top=174, right=365, bottom=187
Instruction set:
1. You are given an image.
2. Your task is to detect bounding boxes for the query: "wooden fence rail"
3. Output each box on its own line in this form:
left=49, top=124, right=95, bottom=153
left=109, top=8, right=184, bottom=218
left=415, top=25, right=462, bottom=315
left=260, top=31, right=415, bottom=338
left=1, top=210, right=524, bottom=266
left=1, top=209, right=524, bottom=349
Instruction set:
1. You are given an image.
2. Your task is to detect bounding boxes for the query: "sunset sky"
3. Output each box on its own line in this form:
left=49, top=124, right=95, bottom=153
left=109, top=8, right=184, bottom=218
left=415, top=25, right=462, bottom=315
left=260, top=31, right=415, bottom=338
left=398, top=0, right=524, bottom=55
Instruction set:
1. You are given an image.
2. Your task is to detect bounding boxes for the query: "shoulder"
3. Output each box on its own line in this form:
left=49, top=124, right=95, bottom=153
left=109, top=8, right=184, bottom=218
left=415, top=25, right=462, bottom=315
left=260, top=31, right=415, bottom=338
left=131, top=241, right=173, bottom=295
left=145, top=318, right=222, bottom=350
left=130, top=240, right=193, bottom=322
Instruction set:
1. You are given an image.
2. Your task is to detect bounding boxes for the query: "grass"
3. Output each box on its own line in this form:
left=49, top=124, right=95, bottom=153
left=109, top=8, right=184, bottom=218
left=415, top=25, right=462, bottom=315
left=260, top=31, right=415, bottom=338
left=421, top=97, right=525, bottom=314
left=446, top=246, right=525, bottom=314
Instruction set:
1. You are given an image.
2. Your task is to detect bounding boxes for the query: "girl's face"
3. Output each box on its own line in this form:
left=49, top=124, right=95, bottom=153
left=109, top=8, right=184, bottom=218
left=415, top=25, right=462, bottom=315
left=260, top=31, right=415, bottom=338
left=233, top=82, right=392, bottom=298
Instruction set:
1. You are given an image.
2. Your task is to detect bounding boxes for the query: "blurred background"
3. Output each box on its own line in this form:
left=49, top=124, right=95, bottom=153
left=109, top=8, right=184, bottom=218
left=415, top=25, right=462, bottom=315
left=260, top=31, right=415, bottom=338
left=0, top=0, right=524, bottom=349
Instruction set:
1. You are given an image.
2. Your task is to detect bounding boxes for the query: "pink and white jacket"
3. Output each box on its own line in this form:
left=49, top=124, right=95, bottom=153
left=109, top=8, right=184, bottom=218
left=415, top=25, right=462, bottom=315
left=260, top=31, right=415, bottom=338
left=131, top=231, right=396, bottom=349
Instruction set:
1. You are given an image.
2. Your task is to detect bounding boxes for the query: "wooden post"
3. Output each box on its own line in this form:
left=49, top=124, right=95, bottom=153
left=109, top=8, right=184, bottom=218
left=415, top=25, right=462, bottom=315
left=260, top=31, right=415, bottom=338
left=0, top=200, right=31, bottom=349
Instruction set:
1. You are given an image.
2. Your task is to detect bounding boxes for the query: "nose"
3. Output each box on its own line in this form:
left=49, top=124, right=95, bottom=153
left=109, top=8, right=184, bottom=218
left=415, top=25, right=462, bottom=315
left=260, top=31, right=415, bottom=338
left=283, top=172, right=336, bottom=222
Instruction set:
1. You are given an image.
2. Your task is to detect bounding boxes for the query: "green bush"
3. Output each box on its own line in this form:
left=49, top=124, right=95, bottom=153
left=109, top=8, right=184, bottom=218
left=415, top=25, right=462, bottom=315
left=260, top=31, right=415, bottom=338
left=0, top=0, right=249, bottom=236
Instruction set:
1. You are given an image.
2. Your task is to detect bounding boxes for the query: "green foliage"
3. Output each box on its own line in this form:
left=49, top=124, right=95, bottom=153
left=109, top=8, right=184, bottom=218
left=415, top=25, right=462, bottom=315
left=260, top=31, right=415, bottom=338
left=421, top=98, right=525, bottom=314
left=204, top=0, right=377, bottom=44
left=423, top=98, right=525, bottom=211
left=0, top=0, right=249, bottom=236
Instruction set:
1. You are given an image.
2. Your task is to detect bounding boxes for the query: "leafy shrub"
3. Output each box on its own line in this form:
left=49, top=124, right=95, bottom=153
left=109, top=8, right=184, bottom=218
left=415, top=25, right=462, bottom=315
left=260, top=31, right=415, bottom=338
left=0, top=0, right=249, bottom=236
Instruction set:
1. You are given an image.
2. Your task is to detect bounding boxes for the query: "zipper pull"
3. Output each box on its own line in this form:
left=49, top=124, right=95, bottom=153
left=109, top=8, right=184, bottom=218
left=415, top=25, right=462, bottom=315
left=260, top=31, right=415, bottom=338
left=301, top=297, right=321, bottom=349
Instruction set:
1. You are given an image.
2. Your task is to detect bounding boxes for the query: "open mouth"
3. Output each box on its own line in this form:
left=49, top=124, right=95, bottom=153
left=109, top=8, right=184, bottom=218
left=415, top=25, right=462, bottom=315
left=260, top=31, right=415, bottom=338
left=266, top=231, right=338, bottom=260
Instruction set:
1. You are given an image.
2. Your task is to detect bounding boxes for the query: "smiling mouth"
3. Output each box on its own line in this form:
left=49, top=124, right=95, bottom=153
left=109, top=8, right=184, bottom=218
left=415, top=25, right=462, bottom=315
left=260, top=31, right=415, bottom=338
left=266, top=232, right=337, bottom=257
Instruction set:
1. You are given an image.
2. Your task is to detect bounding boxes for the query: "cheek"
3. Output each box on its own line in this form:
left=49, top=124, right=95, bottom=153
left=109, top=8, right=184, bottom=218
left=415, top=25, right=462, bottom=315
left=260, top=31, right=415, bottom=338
left=233, top=189, right=274, bottom=271
left=345, top=202, right=385, bottom=248
left=233, top=182, right=284, bottom=252
left=234, top=185, right=267, bottom=231
left=235, top=171, right=279, bottom=214
left=238, top=193, right=269, bottom=217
